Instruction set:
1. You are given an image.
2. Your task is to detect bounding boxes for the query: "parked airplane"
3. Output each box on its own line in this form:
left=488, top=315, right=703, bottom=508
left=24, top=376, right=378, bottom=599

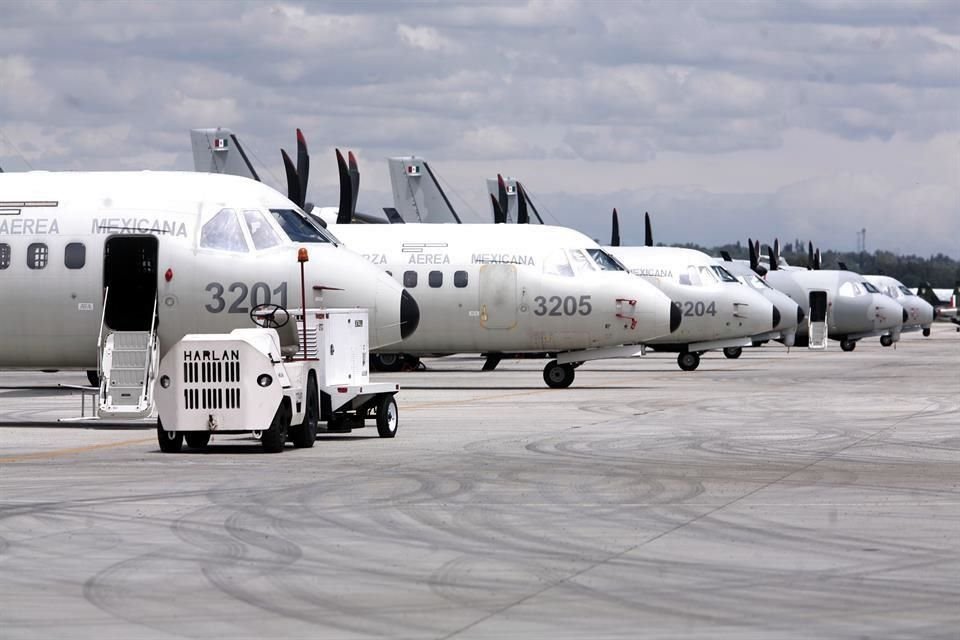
left=192, top=129, right=683, bottom=388
left=603, top=210, right=793, bottom=370
left=0, top=170, right=418, bottom=418
left=862, top=274, right=935, bottom=337
left=915, top=282, right=960, bottom=329
left=752, top=240, right=905, bottom=351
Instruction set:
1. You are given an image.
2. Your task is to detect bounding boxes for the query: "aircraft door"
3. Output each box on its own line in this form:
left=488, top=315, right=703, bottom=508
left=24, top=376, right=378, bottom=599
left=808, top=290, right=828, bottom=350
left=103, top=236, right=159, bottom=331
left=479, top=264, right=518, bottom=329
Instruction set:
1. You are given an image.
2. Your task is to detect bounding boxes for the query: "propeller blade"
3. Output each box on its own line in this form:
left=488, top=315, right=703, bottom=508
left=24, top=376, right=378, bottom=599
left=774, top=238, right=781, bottom=267
left=644, top=212, right=653, bottom=247
left=281, top=149, right=302, bottom=209
left=296, top=129, right=309, bottom=209
left=348, top=151, right=360, bottom=218
left=611, top=208, right=621, bottom=247
left=720, top=250, right=732, bottom=262
left=838, top=261, right=848, bottom=270
left=766, top=245, right=778, bottom=271
left=748, top=237, right=757, bottom=269
left=497, top=174, right=509, bottom=223
left=491, top=194, right=506, bottom=224
left=808, top=241, right=814, bottom=270
left=516, top=182, right=530, bottom=224
left=335, top=149, right=352, bottom=224
left=814, top=248, right=821, bottom=270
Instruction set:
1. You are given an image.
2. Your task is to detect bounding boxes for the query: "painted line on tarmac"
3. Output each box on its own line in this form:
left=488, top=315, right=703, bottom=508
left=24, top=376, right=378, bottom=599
left=404, top=388, right=554, bottom=410
left=0, top=436, right=154, bottom=464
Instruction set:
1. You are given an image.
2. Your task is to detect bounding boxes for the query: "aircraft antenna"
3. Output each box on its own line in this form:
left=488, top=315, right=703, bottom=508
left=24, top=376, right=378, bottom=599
left=0, top=127, right=34, bottom=170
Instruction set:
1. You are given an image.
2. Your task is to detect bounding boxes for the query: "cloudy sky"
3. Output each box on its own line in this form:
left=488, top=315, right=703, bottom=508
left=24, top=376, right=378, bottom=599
left=1, top=0, right=957, bottom=256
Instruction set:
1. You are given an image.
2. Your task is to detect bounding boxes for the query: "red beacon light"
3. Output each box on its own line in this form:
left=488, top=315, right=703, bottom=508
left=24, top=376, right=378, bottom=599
left=164, top=268, right=173, bottom=282
left=298, top=248, right=309, bottom=263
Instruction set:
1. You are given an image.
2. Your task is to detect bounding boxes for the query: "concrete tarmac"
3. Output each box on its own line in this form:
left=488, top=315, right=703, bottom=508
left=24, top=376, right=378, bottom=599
left=1, top=327, right=959, bottom=639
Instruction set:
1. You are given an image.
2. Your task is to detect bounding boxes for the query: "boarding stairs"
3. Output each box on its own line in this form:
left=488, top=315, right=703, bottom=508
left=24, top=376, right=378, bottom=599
left=96, top=289, right=160, bottom=418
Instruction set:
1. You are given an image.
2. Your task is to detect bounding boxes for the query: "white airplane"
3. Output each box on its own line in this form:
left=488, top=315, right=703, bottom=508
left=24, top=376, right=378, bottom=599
left=191, top=129, right=683, bottom=388
left=914, top=282, right=959, bottom=329
left=862, top=274, right=935, bottom=337
left=0, top=170, right=417, bottom=417
left=602, top=210, right=793, bottom=371
left=750, top=240, right=906, bottom=351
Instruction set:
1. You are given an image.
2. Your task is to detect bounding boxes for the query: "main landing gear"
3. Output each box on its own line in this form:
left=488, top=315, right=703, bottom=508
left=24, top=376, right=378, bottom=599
left=840, top=339, right=857, bottom=352
left=677, top=352, right=701, bottom=371
left=722, top=347, right=742, bottom=360
left=543, top=360, right=576, bottom=388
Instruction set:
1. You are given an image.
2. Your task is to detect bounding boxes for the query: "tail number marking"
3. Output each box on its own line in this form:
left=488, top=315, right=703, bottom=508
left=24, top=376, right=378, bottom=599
left=205, top=282, right=288, bottom=314
left=533, top=295, right=592, bottom=316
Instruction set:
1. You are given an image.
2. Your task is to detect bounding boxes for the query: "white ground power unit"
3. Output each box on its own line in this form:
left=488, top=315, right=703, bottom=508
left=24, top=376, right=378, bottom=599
left=154, top=309, right=399, bottom=453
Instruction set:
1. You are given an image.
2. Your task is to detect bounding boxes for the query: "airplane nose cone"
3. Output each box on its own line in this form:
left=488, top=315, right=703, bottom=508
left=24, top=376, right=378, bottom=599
left=400, top=290, right=420, bottom=340
left=772, top=305, right=781, bottom=329
left=670, top=302, right=682, bottom=333
left=902, top=307, right=909, bottom=323
left=797, top=305, right=805, bottom=325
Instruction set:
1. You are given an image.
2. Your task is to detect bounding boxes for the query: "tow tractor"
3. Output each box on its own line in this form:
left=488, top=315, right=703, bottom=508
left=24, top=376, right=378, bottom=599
left=154, top=249, right=400, bottom=453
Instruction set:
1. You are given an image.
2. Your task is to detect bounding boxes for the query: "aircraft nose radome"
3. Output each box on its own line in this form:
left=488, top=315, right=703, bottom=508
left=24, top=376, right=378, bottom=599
left=400, top=290, right=420, bottom=340
left=670, top=302, right=682, bottom=333
left=797, top=306, right=805, bottom=325
left=772, top=306, right=781, bottom=329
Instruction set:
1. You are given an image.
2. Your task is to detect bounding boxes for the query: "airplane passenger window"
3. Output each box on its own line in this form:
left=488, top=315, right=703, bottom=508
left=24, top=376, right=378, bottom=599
left=429, top=271, right=443, bottom=288
left=403, top=270, right=418, bottom=288
left=200, top=209, right=248, bottom=252
left=543, top=249, right=574, bottom=277
left=242, top=210, right=283, bottom=250
left=268, top=209, right=334, bottom=243
left=586, top=249, right=625, bottom=271
left=64, top=242, right=86, bottom=269
left=27, top=243, right=48, bottom=270
left=454, top=270, right=468, bottom=288
left=0, top=243, right=9, bottom=269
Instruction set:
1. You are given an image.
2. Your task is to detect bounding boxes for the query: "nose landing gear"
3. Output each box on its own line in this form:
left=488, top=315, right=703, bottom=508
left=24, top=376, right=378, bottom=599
left=677, top=351, right=701, bottom=371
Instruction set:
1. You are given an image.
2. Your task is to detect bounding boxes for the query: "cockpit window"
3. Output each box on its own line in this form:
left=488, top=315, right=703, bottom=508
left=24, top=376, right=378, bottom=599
left=243, top=210, right=283, bottom=250
left=838, top=281, right=865, bottom=297
left=697, top=266, right=719, bottom=283
left=568, top=249, right=597, bottom=274
left=587, top=248, right=626, bottom=271
left=743, top=274, right=773, bottom=290
left=543, top=248, right=574, bottom=277
left=861, top=281, right=880, bottom=293
left=201, top=208, right=249, bottom=252
left=897, top=285, right=913, bottom=297
left=712, top=266, right=739, bottom=283
left=269, top=208, right=335, bottom=243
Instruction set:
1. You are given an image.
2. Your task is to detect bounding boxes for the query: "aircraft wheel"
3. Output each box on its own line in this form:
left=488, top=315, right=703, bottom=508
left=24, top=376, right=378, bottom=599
left=922, top=328, right=931, bottom=337
left=840, top=339, right=857, bottom=352
left=677, top=352, right=700, bottom=371
left=723, top=347, right=742, bottom=359
left=261, top=401, right=290, bottom=453
left=375, top=395, right=399, bottom=438
left=880, top=334, right=894, bottom=347
left=543, top=360, right=575, bottom=388
left=185, top=432, right=210, bottom=449
left=157, top=420, right=183, bottom=453
left=371, top=353, right=403, bottom=373
left=291, top=373, right=318, bottom=448
left=86, top=370, right=100, bottom=387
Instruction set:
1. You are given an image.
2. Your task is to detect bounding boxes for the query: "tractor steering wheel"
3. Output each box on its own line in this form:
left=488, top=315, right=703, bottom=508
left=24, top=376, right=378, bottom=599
left=250, top=303, right=291, bottom=329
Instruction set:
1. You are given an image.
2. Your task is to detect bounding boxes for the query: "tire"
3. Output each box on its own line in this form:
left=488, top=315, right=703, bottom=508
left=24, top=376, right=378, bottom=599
left=677, top=352, right=700, bottom=371
left=86, top=370, right=100, bottom=387
left=542, top=360, right=575, bottom=388
left=185, top=432, right=210, bottom=449
left=880, top=334, right=893, bottom=347
left=723, top=347, right=742, bottom=359
left=375, top=395, right=399, bottom=438
left=290, top=374, right=319, bottom=448
left=261, top=401, right=290, bottom=453
left=922, top=328, right=931, bottom=337
left=371, top=353, right=403, bottom=373
left=840, top=339, right=857, bottom=352
left=157, top=420, right=183, bottom=453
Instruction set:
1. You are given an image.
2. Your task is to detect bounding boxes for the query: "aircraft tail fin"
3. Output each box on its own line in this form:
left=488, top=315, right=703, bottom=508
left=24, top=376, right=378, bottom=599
left=190, top=128, right=259, bottom=181
left=388, top=156, right=461, bottom=223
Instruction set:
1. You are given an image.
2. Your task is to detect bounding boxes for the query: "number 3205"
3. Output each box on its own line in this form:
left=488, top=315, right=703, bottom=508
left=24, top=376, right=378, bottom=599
left=533, top=295, right=592, bottom=316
